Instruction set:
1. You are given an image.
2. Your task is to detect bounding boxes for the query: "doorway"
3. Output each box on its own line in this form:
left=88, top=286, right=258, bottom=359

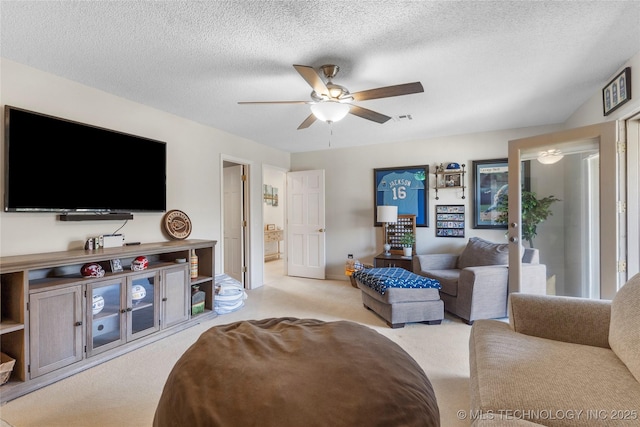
left=222, top=160, right=248, bottom=286
left=507, top=121, right=625, bottom=299
left=263, top=165, right=287, bottom=284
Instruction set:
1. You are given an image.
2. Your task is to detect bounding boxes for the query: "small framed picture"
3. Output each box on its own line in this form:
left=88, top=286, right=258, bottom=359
left=603, top=67, right=631, bottom=116
left=110, top=258, right=123, bottom=273
left=444, top=173, right=461, bottom=187
left=266, top=224, right=276, bottom=231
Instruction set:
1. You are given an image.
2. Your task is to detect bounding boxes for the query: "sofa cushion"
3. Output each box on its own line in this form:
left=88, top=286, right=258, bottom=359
left=470, top=320, right=640, bottom=426
left=609, top=272, right=640, bottom=383
left=458, top=237, right=511, bottom=269
left=421, top=269, right=460, bottom=296
left=352, top=267, right=440, bottom=295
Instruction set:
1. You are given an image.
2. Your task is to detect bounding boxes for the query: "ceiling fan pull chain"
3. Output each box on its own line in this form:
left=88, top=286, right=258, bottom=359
left=329, top=123, right=333, bottom=148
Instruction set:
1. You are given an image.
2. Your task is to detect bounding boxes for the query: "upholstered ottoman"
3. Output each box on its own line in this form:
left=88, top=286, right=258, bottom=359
left=352, top=267, right=444, bottom=328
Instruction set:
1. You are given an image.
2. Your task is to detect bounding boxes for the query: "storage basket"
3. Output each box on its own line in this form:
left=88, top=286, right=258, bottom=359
left=0, top=352, right=16, bottom=385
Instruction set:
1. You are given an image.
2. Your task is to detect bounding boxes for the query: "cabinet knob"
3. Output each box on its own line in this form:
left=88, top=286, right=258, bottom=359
left=126, top=307, right=133, bottom=312
left=162, top=297, right=168, bottom=302
left=121, top=309, right=127, bottom=313
left=75, top=321, right=83, bottom=327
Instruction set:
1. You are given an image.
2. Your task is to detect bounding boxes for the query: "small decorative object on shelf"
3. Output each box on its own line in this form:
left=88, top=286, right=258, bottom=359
left=191, top=285, right=205, bottom=315
left=399, top=232, right=416, bottom=256
left=0, top=352, right=16, bottom=386
left=92, top=294, right=105, bottom=315
left=81, top=263, right=105, bottom=278
left=131, top=284, right=147, bottom=303
left=110, top=258, right=123, bottom=273
left=163, top=210, right=192, bottom=240
left=190, top=249, right=199, bottom=279
left=434, top=163, right=466, bottom=200
left=131, top=256, right=148, bottom=271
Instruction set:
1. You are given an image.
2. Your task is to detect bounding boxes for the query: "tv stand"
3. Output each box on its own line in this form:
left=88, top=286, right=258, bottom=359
left=0, top=239, right=216, bottom=403
left=59, top=213, right=134, bottom=221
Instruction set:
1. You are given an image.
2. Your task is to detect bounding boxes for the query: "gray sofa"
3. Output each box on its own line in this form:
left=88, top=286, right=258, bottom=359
left=415, top=237, right=546, bottom=324
left=469, top=273, right=640, bottom=427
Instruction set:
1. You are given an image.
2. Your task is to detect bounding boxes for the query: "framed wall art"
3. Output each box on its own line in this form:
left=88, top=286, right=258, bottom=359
left=603, top=67, right=631, bottom=116
left=374, top=165, right=429, bottom=227
left=263, top=184, right=273, bottom=205
left=435, top=205, right=465, bottom=238
left=472, top=159, right=530, bottom=229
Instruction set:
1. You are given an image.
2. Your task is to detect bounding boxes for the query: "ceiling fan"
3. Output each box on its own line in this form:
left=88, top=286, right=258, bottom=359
left=238, top=64, right=424, bottom=130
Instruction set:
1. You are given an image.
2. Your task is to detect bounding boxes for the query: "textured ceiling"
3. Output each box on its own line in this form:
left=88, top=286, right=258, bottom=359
left=1, top=1, right=639, bottom=153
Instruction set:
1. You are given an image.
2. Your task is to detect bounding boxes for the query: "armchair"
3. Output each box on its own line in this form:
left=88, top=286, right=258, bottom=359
left=414, top=237, right=546, bottom=324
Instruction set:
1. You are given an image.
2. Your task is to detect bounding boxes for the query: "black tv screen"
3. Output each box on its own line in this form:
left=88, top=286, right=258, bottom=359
left=4, top=106, right=167, bottom=213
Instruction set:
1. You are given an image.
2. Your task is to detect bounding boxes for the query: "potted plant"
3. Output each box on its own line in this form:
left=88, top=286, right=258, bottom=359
left=495, top=190, right=561, bottom=248
left=399, top=232, right=416, bottom=257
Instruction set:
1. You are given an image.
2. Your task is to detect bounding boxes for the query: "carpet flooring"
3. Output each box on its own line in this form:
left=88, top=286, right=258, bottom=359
left=0, top=260, right=472, bottom=426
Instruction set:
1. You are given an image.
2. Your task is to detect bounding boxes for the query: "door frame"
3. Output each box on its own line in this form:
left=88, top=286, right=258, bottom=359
left=507, top=121, right=622, bottom=299
left=220, top=155, right=252, bottom=289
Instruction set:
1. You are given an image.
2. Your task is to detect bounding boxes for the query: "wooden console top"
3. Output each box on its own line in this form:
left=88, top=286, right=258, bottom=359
left=0, top=239, right=217, bottom=273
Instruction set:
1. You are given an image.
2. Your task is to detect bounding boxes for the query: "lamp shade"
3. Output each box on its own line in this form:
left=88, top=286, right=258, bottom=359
left=310, top=101, right=350, bottom=123
left=377, top=205, right=398, bottom=223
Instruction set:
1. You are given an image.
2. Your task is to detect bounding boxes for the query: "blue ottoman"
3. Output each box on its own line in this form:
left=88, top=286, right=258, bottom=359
left=352, top=267, right=444, bottom=328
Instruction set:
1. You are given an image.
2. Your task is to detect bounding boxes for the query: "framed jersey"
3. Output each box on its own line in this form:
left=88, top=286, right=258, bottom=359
left=374, top=165, right=429, bottom=227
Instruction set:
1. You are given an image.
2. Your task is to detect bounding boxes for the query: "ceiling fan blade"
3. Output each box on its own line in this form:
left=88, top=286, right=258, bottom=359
left=297, top=113, right=317, bottom=130
left=293, top=64, right=329, bottom=97
left=349, top=105, right=391, bottom=124
left=238, top=100, right=311, bottom=105
left=351, top=82, right=424, bottom=102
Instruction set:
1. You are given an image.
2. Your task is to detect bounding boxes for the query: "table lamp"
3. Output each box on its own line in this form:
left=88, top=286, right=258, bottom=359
left=377, top=205, right=398, bottom=256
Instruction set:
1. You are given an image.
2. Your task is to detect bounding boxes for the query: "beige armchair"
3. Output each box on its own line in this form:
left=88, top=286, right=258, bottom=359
left=414, top=237, right=546, bottom=324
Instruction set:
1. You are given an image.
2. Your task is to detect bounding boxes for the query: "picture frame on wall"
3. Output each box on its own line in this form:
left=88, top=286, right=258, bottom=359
left=264, top=184, right=273, bottom=205
left=374, top=165, right=429, bottom=227
left=603, top=67, right=631, bottom=116
left=435, top=205, right=465, bottom=238
left=472, top=159, right=530, bottom=229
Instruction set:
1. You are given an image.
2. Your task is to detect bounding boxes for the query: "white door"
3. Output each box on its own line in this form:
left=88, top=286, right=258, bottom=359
left=287, top=170, right=326, bottom=279
left=223, top=164, right=244, bottom=283
left=507, top=121, right=623, bottom=299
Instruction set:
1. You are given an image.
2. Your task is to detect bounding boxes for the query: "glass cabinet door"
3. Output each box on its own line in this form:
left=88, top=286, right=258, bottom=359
left=87, top=279, right=125, bottom=356
left=127, top=271, right=159, bottom=340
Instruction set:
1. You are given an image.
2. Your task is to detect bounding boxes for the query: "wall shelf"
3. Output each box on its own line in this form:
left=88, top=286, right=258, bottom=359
left=434, top=163, right=466, bottom=200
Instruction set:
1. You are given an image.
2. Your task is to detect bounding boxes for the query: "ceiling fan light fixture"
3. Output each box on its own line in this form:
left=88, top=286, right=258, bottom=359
left=537, top=149, right=564, bottom=164
left=310, top=101, right=350, bottom=123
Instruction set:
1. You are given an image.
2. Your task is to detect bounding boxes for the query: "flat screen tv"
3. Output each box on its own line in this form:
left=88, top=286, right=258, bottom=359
left=4, top=106, right=167, bottom=214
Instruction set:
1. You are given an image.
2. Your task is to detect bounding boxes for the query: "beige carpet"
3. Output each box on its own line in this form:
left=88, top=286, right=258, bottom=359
left=0, top=261, right=472, bottom=426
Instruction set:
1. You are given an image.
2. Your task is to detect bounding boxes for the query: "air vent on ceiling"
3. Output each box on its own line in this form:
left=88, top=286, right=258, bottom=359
left=393, top=114, right=413, bottom=122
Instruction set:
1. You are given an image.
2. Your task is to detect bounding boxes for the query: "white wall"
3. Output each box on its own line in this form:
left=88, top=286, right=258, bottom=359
left=565, top=51, right=640, bottom=128
left=290, top=125, right=562, bottom=279
left=0, top=59, right=290, bottom=287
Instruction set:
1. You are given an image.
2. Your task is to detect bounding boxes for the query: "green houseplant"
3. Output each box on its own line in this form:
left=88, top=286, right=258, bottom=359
left=399, top=232, right=416, bottom=256
left=495, top=191, right=561, bottom=248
